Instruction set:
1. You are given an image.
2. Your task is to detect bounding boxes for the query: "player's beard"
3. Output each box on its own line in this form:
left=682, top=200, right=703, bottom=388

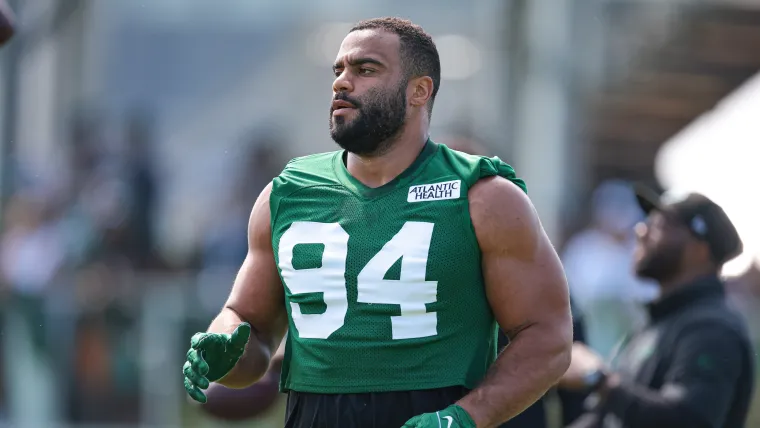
left=635, top=240, right=684, bottom=283
left=329, top=80, right=407, bottom=156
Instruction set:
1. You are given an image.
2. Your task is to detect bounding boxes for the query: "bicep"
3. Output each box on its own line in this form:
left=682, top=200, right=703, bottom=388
left=469, top=177, right=571, bottom=338
left=225, top=183, right=288, bottom=351
left=483, top=233, right=570, bottom=337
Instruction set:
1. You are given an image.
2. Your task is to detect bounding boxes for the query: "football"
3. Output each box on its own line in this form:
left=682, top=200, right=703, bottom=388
left=198, top=368, right=281, bottom=421
left=0, top=0, right=15, bottom=46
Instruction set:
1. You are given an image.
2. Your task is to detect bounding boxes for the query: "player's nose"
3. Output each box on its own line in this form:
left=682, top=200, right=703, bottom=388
left=332, top=70, right=353, bottom=94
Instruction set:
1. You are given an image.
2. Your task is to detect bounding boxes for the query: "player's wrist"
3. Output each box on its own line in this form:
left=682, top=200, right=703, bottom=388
left=448, top=404, right=478, bottom=427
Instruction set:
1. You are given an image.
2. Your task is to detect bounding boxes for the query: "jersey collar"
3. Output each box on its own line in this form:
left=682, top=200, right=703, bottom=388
left=333, top=139, right=438, bottom=199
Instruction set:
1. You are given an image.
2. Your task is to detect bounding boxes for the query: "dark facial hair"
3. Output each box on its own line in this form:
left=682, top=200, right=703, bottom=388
left=635, top=239, right=685, bottom=283
left=329, top=79, right=407, bottom=156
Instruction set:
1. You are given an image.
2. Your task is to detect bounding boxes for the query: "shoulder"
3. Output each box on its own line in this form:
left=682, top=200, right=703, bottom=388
left=670, top=320, right=751, bottom=373
left=434, top=142, right=527, bottom=193
left=659, top=298, right=752, bottom=369
left=468, top=176, right=541, bottom=255
left=272, top=151, right=342, bottom=197
left=678, top=300, right=751, bottom=344
left=469, top=175, right=536, bottom=224
left=278, top=151, right=340, bottom=178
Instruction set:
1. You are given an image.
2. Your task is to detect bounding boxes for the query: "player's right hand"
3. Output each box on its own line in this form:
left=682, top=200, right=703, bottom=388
left=183, top=322, right=251, bottom=403
left=401, top=404, right=477, bottom=428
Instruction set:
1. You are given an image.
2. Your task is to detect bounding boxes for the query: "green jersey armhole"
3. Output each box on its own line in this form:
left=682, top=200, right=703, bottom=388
left=478, top=156, right=528, bottom=194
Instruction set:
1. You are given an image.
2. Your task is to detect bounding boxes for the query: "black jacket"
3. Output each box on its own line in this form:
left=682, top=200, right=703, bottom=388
left=570, top=275, right=755, bottom=428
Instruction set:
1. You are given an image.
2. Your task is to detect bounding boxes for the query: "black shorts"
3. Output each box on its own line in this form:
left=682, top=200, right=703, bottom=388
left=284, top=386, right=470, bottom=428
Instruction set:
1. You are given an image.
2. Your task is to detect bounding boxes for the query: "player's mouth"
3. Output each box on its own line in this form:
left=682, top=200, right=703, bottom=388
left=332, top=100, right=357, bottom=116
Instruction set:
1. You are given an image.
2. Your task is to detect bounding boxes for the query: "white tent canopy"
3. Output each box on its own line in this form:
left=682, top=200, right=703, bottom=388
left=656, top=72, right=760, bottom=277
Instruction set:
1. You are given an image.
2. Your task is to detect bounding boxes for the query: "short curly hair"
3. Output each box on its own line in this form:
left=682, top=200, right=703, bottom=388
left=350, top=17, right=441, bottom=116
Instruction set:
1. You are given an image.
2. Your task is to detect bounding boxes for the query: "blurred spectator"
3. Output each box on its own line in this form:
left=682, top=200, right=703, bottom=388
left=121, top=109, right=160, bottom=269
left=48, top=112, right=147, bottom=424
left=726, top=258, right=760, bottom=426
left=66, top=261, right=140, bottom=424
left=0, top=191, right=64, bottom=354
left=561, top=180, right=658, bottom=357
left=197, top=130, right=290, bottom=313
left=0, top=189, right=65, bottom=427
left=559, top=189, right=755, bottom=428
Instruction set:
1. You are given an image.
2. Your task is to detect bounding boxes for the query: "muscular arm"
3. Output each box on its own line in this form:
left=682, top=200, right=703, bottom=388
left=456, top=176, right=573, bottom=427
left=208, top=183, right=289, bottom=388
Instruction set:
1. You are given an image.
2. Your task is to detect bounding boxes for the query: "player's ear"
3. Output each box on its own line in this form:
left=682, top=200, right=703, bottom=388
left=409, top=76, right=434, bottom=108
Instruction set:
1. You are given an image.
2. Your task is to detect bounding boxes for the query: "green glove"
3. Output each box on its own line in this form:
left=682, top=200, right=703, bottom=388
left=183, top=322, right=251, bottom=403
left=401, top=404, right=477, bottom=428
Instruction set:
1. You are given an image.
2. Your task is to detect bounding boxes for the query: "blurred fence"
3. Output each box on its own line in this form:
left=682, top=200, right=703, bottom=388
left=0, top=272, right=289, bottom=428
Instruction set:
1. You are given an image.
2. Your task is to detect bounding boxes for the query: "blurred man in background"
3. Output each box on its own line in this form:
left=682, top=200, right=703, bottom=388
left=183, top=17, right=572, bottom=428
left=562, top=180, right=658, bottom=357
left=559, top=188, right=755, bottom=428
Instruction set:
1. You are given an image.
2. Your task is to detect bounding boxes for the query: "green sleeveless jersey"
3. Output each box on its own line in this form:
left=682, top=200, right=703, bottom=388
left=270, top=140, right=527, bottom=394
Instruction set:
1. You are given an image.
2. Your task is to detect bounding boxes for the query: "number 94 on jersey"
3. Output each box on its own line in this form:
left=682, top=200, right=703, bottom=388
left=278, top=221, right=440, bottom=341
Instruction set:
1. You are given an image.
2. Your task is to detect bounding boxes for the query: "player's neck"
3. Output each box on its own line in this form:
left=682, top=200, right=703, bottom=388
left=345, top=132, right=429, bottom=189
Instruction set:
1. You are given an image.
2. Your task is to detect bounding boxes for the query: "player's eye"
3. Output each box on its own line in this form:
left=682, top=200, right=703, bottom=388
left=333, top=68, right=343, bottom=77
left=359, top=68, right=374, bottom=75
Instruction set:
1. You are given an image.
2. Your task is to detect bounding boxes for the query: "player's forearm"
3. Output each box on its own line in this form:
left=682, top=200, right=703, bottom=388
left=457, top=321, right=572, bottom=427
left=207, top=307, right=273, bottom=388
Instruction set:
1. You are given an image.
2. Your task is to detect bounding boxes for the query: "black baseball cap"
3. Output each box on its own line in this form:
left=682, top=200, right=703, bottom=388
left=634, top=184, right=743, bottom=265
